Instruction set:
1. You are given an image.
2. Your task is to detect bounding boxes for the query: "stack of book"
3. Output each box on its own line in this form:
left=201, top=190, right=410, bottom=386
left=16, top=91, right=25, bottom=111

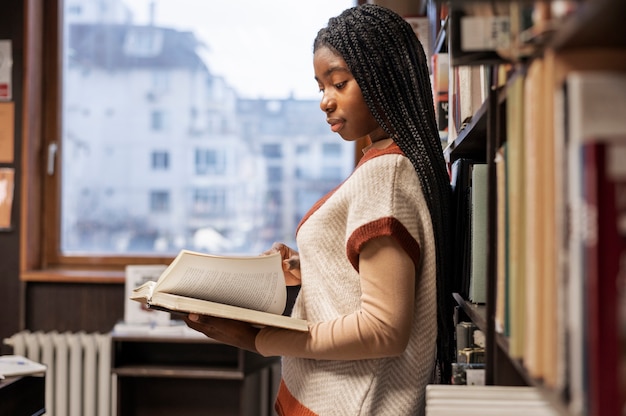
left=425, top=385, right=558, bottom=415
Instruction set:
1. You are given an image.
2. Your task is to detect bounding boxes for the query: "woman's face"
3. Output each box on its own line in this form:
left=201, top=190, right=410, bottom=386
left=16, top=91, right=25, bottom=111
left=314, top=46, right=382, bottom=142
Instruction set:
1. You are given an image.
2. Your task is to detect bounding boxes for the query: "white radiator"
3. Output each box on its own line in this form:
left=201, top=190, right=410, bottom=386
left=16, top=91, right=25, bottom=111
left=4, top=330, right=113, bottom=416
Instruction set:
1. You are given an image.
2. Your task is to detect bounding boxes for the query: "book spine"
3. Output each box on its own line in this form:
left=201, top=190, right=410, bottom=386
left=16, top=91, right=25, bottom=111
left=583, top=140, right=626, bottom=416
left=432, top=52, right=449, bottom=138
left=494, top=145, right=508, bottom=335
left=469, top=163, right=488, bottom=304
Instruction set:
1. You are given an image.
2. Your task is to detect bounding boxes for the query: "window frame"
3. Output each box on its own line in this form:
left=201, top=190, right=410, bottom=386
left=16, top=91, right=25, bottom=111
left=21, top=0, right=366, bottom=282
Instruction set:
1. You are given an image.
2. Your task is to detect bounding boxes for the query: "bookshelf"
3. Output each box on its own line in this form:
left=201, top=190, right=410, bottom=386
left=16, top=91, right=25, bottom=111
left=111, top=332, right=280, bottom=415
left=437, top=0, right=626, bottom=414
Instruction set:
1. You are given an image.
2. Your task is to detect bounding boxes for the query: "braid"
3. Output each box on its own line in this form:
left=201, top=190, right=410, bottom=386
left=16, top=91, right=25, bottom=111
left=315, top=4, right=455, bottom=383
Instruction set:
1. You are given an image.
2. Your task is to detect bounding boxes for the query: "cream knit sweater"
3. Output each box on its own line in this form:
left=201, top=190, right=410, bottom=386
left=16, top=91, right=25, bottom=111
left=256, top=143, right=438, bottom=415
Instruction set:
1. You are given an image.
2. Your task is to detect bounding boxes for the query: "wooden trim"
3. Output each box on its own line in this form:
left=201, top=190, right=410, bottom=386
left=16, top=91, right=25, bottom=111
left=41, top=0, right=62, bottom=268
left=20, top=0, right=44, bottom=273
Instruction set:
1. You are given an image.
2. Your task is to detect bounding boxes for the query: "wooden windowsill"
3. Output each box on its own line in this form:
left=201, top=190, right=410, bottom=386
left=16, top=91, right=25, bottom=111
left=20, top=268, right=125, bottom=284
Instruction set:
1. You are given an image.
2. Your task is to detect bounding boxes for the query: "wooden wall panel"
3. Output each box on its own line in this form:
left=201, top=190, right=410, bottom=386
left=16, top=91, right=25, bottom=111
left=25, top=282, right=124, bottom=333
left=0, top=0, right=24, bottom=355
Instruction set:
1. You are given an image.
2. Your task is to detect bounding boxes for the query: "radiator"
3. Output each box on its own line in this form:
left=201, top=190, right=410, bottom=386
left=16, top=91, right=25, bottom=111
left=4, top=330, right=113, bottom=416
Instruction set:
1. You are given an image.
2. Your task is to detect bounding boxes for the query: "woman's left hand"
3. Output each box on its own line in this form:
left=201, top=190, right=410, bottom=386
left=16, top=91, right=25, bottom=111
left=183, top=314, right=261, bottom=353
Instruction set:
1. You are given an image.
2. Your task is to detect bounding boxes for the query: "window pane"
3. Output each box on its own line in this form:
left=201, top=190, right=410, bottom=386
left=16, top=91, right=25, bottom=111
left=61, top=0, right=355, bottom=255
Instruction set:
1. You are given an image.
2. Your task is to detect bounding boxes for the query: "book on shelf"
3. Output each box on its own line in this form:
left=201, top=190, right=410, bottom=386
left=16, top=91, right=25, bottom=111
left=447, top=3, right=510, bottom=67
left=450, top=158, right=474, bottom=297
left=581, top=139, right=626, bottom=416
left=539, top=51, right=560, bottom=389
left=425, top=385, right=559, bottom=416
left=404, top=15, right=432, bottom=73
left=494, top=144, right=508, bottom=336
left=468, top=163, right=488, bottom=304
left=522, top=55, right=560, bottom=383
left=504, top=71, right=526, bottom=361
left=447, top=65, right=489, bottom=145
left=432, top=52, right=449, bottom=140
left=130, top=250, right=309, bottom=332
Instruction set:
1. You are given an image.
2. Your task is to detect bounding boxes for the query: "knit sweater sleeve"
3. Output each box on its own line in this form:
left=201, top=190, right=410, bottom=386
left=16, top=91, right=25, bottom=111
left=255, top=234, right=416, bottom=359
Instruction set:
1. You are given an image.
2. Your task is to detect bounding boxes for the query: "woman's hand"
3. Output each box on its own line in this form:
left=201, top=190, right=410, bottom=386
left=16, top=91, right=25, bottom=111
left=263, top=242, right=301, bottom=286
left=183, top=314, right=261, bottom=353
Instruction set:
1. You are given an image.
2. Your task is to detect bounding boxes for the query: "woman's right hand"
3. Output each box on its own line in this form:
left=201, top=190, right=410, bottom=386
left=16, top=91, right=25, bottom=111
left=264, top=242, right=301, bottom=286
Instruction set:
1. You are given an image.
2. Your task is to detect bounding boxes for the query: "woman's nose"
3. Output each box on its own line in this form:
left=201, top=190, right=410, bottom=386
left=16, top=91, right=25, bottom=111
left=320, top=94, right=336, bottom=114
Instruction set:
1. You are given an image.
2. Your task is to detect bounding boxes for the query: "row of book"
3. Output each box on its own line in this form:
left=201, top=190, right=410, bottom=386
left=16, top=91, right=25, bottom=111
left=446, top=37, right=626, bottom=416
left=438, top=2, right=580, bottom=147
left=436, top=1, right=625, bottom=414
left=450, top=159, right=488, bottom=304
left=491, top=58, right=626, bottom=415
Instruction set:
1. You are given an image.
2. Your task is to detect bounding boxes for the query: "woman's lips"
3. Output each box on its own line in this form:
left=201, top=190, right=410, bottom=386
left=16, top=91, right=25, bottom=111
left=327, top=118, right=344, bottom=133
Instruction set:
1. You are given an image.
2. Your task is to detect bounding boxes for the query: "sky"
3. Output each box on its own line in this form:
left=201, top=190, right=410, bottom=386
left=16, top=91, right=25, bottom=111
left=126, top=0, right=355, bottom=99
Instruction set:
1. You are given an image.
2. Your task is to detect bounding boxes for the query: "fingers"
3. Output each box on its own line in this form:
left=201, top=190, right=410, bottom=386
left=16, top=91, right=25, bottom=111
left=283, top=256, right=300, bottom=271
left=261, top=242, right=284, bottom=256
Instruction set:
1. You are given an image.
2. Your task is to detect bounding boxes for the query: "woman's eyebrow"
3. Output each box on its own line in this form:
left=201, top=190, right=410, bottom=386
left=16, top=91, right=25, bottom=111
left=315, top=65, right=351, bottom=82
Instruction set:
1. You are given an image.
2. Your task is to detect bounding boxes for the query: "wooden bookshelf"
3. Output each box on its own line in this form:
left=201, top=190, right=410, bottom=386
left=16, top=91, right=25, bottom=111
left=111, top=333, right=280, bottom=415
left=452, top=292, right=486, bottom=332
left=443, top=0, right=626, bottom=414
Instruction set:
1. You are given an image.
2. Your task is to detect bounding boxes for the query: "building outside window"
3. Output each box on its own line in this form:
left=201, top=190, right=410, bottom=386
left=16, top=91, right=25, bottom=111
left=60, top=0, right=355, bottom=256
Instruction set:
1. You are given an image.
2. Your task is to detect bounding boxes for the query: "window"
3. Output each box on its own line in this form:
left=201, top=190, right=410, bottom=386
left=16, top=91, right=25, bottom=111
left=262, top=144, right=282, bottom=159
left=150, top=110, right=167, bottom=131
left=151, top=151, right=169, bottom=170
left=267, top=166, right=283, bottom=182
left=195, top=148, right=224, bottom=175
left=29, top=0, right=358, bottom=274
left=150, top=191, right=170, bottom=213
left=192, top=188, right=226, bottom=215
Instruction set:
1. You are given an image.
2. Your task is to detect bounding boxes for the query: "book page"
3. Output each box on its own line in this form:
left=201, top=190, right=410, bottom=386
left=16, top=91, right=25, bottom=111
left=154, top=251, right=286, bottom=315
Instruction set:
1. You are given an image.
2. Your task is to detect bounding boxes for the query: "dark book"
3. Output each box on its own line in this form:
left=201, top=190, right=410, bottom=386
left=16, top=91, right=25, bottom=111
left=450, top=158, right=475, bottom=297
left=581, top=140, right=626, bottom=416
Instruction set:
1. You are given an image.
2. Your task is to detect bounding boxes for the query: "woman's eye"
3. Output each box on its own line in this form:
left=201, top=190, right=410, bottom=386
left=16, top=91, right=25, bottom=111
left=335, top=81, right=346, bottom=89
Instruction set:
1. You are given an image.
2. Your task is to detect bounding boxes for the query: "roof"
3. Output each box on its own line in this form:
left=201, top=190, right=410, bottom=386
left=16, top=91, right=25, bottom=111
left=68, top=23, right=210, bottom=73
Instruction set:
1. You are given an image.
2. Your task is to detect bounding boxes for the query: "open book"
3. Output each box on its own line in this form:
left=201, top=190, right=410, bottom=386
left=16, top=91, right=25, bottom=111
left=130, top=250, right=309, bottom=332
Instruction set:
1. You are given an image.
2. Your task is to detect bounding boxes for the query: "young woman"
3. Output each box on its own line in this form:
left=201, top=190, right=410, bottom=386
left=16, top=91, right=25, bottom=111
left=185, top=4, right=454, bottom=415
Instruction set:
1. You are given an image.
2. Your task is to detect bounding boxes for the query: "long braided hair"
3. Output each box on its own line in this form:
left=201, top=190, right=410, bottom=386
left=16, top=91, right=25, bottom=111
left=314, top=4, right=454, bottom=383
